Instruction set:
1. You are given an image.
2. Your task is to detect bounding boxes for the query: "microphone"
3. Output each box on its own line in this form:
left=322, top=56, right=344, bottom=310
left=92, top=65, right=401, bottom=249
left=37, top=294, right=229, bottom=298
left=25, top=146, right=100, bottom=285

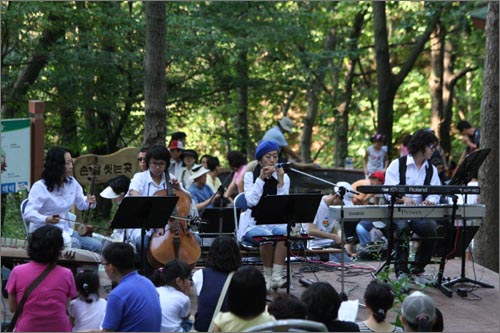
left=276, top=162, right=292, bottom=169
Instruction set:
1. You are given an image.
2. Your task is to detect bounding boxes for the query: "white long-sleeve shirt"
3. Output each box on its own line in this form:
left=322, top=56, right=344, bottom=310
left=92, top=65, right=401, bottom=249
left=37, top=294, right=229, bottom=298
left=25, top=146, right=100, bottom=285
left=24, top=177, right=94, bottom=234
left=237, top=171, right=290, bottom=241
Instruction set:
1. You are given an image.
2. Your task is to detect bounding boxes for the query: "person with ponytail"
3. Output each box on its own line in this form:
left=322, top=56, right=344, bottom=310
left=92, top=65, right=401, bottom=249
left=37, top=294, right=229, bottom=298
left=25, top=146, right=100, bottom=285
left=356, top=280, right=403, bottom=332
left=69, top=270, right=107, bottom=332
left=152, top=259, right=193, bottom=332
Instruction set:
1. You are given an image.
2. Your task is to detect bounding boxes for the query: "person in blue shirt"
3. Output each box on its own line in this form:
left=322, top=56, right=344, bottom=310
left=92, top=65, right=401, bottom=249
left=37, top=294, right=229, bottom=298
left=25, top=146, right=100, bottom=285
left=101, top=242, right=162, bottom=332
left=187, top=165, right=224, bottom=215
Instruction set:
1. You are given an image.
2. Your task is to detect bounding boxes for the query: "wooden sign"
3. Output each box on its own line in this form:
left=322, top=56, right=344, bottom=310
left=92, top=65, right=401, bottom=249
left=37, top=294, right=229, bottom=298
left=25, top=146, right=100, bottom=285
left=73, top=147, right=140, bottom=187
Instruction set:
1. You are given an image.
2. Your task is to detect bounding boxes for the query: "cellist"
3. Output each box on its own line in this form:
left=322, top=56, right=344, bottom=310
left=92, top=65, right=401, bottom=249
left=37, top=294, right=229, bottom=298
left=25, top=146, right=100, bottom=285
left=127, top=145, right=200, bottom=276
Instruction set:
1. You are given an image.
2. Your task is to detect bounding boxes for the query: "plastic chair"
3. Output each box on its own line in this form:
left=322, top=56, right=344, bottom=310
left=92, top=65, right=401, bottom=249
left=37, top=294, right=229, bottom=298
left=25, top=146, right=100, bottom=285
left=243, top=319, right=328, bottom=332
left=20, top=198, right=30, bottom=238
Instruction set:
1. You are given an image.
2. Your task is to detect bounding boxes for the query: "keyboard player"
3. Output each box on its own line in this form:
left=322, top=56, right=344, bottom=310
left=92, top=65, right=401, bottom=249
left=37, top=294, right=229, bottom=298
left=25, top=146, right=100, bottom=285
left=384, top=129, right=442, bottom=279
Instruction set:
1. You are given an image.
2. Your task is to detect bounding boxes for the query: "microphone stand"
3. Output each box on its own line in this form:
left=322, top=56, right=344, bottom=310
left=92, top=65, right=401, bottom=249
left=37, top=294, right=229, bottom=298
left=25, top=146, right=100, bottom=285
left=286, top=166, right=358, bottom=301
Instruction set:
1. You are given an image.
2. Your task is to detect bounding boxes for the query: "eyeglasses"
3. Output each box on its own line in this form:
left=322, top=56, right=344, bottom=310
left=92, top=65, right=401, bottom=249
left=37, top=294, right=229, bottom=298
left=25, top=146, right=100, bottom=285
left=428, top=144, right=436, bottom=151
left=101, top=261, right=111, bottom=266
left=137, top=158, right=146, bottom=162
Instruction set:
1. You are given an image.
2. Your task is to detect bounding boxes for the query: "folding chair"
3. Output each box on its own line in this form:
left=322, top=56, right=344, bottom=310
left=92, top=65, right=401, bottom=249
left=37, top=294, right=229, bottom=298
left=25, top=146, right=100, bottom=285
left=20, top=198, right=30, bottom=238
left=243, top=319, right=328, bottom=332
left=232, top=192, right=260, bottom=261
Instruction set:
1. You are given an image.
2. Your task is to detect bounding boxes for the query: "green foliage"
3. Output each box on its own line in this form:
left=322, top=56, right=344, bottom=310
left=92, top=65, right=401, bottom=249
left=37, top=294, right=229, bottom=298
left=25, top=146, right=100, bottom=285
left=1, top=1, right=486, bottom=167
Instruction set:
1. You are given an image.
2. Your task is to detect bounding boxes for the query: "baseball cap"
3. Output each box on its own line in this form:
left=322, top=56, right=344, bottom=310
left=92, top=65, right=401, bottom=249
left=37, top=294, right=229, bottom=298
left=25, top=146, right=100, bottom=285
left=402, top=291, right=436, bottom=325
left=369, top=171, right=385, bottom=183
left=169, top=140, right=184, bottom=150
left=278, top=116, right=294, bottom=133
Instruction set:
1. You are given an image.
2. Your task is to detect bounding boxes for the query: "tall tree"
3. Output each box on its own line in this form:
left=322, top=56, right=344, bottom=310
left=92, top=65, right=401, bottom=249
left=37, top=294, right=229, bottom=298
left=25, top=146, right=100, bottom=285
left=475, top=1, right=499, bottom=273
left=143, top=1, right=167, bottom=148
left=373, top=1, right=440, bottom=155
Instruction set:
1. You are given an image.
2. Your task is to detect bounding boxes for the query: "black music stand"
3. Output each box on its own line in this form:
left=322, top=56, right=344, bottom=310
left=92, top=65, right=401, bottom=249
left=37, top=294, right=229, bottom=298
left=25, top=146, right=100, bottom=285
left=111, top=196, right=178, bottom=274
left=441, top=148, right=493, bottom=294
left=253, top=193, right=323, bottom=293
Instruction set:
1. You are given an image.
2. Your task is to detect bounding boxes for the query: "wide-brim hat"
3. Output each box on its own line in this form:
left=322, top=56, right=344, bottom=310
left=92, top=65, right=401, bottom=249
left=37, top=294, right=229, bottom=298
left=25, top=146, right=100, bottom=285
left=100, top=186, right=121, bottom=199
left=278, top=116, right=293, bottom=133
left=190, top=165, right=210, bottom=180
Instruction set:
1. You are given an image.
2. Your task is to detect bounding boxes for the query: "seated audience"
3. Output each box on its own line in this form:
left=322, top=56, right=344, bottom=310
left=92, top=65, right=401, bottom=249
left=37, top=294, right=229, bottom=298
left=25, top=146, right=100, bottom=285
left=356, top=280, right=403, bottom=332
left=301, top=281, right=360, bottom=332
left=268, top=293, right=307, bottom=320
left=151, top=259, right=193, bottom=332
left=100, top=242, right=161, bottom=332
left=212, top=266, right=275, bottom=332
left=69, top=270, right=107, bottom=332
left=401, top=291, right=437, bottom=332
left=192, top=236, right=242, bottom=332
left=6, top=225, right=77, bottom=332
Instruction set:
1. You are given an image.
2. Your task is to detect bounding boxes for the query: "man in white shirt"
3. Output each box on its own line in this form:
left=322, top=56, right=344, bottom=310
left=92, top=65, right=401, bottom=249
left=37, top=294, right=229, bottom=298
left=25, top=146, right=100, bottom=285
left=384, top=129, right=442, bottom=278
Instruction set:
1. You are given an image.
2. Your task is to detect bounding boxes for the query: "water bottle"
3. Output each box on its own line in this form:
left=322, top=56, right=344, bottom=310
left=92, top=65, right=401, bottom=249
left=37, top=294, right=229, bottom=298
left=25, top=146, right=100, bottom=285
left=344, top=157, right=353, bottom=169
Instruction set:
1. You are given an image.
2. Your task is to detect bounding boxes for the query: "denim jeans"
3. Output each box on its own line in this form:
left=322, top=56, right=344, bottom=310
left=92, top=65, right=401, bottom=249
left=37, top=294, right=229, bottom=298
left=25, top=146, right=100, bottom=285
left=71, top=233, right=103, bottom=254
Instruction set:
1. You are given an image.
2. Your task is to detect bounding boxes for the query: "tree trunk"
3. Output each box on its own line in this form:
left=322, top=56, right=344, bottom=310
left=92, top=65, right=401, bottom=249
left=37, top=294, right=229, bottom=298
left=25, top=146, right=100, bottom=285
left=143, top=2, right=167, bottom=148
left=429, top=23, right=445, bottom=135
left=373, top=1, right=440, bottom=157
left=236, top=49, right=249, bottom=156
left=302, top=28, right=337, bottom=164
left=475, top=1, right=499, bottom=273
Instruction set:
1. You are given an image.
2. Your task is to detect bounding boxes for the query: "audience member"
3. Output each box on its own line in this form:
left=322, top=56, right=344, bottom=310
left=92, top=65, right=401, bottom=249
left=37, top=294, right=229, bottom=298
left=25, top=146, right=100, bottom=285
left=137, top=147, right=148, bottom=172
left=199, top=154, right=212, bottom=169
left=268, top=293, right=307, bottom=320
left=69, top=270, right=107, bottom=332
left=168, top=140, right=185, bottom=179
left=363, top=133, right=389, bottom=178
left=192, top=236, right=242, bottom=332
left=401, top=291, right=437, bottom=332
left=170, top=131, right=187, bottom=146
left=262, top=116, right=302, bottom=162
left=205, top=156, right=223, bottom=193
left=152, top=259, right=193, bottom=332
left=356, top=280, right=403, bottom=332
left=224, top=150, right=247, bottom=198
left=6, top=225, right=77, bottom=332
left=179, top=149, right=199, bottom=189
left=187, top=165, right=220, bottom=214
left=400, top=134, right=412, bottom=157
left=456, top=120, right=480, bottom=166
left=22, top=146, right=102, bottom=253
left=100, top=242, right=161, bottom=332
left=237, top=140, right=289, bottom=290
left=384, top=129, right=441, bottom=279
left=301, top=281, right=359, bottom=332
left=212, top=266, right=275, bottom=332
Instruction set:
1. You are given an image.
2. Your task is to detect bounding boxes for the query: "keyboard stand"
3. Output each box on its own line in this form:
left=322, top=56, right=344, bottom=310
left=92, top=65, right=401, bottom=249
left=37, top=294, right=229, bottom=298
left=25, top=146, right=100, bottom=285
left=373, top=194, right=397, bottom=277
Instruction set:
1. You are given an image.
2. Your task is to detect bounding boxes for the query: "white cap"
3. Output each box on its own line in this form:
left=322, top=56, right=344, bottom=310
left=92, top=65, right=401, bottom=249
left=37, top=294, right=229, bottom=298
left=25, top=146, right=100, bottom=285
left=100, top=186, right=121, bottom=199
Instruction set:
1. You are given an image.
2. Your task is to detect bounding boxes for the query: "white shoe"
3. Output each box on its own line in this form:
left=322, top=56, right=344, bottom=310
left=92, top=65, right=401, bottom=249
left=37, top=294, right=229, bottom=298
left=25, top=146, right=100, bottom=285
left=270, top=276, right=287, bottom=289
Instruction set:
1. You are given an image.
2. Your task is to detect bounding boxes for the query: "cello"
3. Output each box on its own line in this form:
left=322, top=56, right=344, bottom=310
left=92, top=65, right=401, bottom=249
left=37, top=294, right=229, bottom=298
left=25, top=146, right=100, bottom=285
left=147, top=172, right=201, bottom=268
